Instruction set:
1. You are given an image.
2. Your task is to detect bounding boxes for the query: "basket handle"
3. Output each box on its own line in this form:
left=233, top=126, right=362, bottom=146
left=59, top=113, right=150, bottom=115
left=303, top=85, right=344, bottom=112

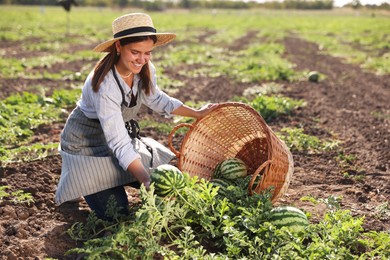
left=248, top=160, right=272, bottom=196
left=168, top=123, right=193, bottom=157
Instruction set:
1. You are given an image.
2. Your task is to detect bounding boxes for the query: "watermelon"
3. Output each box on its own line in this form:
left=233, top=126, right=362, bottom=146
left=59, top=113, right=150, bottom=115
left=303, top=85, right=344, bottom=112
left=243, top=174, right=261, bottom=190
left=308, top=71, right=319, bottom=82
left=212, top=161, right=223, bottom=179
left=269, top=206, right=308, bottom=233
left=219, top=158, right=248, bottom=180
left=210, top=179, right=230, bottom=197
left=151, top=164, right=186, bottom=197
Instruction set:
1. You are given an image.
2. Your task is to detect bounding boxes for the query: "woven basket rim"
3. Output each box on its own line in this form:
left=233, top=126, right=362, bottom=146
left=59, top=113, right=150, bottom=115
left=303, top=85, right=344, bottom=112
left=169, top=102, right=272, bottom=159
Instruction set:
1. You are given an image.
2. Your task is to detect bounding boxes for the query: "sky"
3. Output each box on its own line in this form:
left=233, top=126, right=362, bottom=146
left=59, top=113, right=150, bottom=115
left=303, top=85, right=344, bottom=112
left=333, top=0, right=389, bottom=7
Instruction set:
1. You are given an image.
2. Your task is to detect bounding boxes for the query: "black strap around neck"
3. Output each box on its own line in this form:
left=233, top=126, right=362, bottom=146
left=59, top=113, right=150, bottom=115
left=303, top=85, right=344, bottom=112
left=112, top=67, right=139, bottom=108
left=112, top=67, right=128, bottom=107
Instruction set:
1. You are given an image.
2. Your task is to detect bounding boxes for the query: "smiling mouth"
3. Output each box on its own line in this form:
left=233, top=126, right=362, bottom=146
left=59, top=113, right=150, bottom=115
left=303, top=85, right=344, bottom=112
left=133, top=62, right=143, bottom=68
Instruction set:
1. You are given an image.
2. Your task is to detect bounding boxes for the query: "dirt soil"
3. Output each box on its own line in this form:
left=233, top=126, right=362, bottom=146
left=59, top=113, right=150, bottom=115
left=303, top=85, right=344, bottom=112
left=0, top=33, right=389, bottom=259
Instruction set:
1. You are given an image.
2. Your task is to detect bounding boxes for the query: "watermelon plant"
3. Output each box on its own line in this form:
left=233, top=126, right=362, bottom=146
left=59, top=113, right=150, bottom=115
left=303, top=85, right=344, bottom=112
left=0, top=90, right=81, bottom=164
left=277, top=127, right=339, bottom=153
left=66, top=175, right=390, bottom=259
left=237, top=95, right=305, bottom=122
left=0, top=186, right=34, bottom=206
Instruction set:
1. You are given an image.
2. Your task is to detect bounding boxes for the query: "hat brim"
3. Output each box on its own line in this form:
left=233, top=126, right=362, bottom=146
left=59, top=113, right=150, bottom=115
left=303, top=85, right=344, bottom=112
left=93, top=32, right=176, bottom=52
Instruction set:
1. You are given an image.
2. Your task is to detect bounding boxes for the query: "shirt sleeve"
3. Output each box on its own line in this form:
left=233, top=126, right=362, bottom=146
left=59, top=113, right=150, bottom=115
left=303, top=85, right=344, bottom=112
left=93, top=74, right=141, bottom=171
left=141, top=62, right=183, bottom=118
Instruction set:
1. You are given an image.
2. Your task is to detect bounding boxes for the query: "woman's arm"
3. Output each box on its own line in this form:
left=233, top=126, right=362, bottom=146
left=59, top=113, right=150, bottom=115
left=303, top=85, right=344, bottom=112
left=144, top=63, right=218, bottom=119
left=127, top=158, right=151, bottom=189
left=171, top=103, right=219, bottom=119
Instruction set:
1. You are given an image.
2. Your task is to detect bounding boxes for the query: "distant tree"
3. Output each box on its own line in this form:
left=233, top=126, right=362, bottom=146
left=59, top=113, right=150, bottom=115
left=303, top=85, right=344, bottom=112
left=379, top=3, right=390, bottom=10
left=129, top=0, right=142, bottom=8
left=144, top=0, right=165, bottom=11
left=113, top=0, right=127, bottom=7
left=180, top=0, right=193, bottom=9
left=83, top=0, right=111, bottom=7
left=351, top=0, right=362, bottom=9
left=262, top=0, right=333, bottom=10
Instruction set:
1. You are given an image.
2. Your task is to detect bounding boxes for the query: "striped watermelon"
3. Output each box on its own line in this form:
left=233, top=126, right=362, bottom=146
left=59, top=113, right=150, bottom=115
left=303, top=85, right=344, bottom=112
left=212, top=161, right=223, bottom=179
left=269, top=206, right=308, bottom=233
left=151, top=164, right=186, bottom=197
left=219, top=158, right=248, bottom=180
left=210, top=179, right=231, bottom=197
left=243, top=174, right=261, bottom=190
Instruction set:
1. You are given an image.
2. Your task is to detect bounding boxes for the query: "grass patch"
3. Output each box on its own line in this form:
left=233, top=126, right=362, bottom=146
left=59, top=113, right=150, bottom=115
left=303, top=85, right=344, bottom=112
left=0, top=143, right=59, bottom=165
left=0, top=51, right=98, bottom=79
left=278, top=127, right=340, bottom=153
left=237, top=95, right=305, bottom=122
left=0, top=89, right=81, bottom=163
left=138, top=119, right=174, bottom=135
left=0, top=185, right=34, bottom=206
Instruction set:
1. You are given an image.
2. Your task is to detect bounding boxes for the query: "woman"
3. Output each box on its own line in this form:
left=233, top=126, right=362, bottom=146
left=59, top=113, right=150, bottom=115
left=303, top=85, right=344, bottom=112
left=55, top=13, right=217, bottom=220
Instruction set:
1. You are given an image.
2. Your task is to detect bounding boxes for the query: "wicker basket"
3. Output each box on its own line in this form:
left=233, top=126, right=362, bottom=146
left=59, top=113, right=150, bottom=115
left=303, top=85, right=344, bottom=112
left=168, top=102, right=293, bottom=202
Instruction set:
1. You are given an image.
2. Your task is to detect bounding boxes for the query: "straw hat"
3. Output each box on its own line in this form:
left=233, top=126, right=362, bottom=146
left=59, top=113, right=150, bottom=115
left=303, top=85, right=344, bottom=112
left=93, top=13, right=176, bottom=52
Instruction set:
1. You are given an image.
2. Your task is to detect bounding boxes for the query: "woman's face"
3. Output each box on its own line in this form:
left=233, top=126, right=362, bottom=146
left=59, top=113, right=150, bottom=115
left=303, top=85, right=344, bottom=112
left=116, top=38, right=154, bottom=74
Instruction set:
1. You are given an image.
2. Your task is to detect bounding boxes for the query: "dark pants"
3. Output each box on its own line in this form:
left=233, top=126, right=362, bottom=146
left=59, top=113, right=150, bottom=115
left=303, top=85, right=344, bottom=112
left=84, top=182, right=141, bottom=221
left=84, top=186, right=129, bottom=221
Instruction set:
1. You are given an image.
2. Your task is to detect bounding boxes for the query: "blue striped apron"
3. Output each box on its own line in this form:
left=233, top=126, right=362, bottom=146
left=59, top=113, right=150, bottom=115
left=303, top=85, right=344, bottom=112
left=55, top=70, right=175, bottom=205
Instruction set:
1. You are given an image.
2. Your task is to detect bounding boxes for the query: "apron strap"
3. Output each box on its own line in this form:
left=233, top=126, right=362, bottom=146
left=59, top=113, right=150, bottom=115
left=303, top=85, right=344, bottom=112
left=112, top=67, right=154, bottom=167
left=112, top=67, right=128, bottom=107
left=112, top=67, right=140, bottom=107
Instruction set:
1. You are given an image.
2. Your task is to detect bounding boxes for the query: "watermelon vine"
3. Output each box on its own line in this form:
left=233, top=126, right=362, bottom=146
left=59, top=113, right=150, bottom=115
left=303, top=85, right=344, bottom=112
left=66, top=172, right=390, bottom=259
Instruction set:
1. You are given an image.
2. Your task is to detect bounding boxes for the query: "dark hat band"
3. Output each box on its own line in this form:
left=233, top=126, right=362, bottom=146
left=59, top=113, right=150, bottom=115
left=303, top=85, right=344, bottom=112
left=114, top=26, right=157, bottom=38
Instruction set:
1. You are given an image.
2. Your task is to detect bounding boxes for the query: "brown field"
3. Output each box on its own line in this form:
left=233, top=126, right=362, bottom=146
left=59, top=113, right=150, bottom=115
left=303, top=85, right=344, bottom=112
left=0, top=18, right=389, bottom=259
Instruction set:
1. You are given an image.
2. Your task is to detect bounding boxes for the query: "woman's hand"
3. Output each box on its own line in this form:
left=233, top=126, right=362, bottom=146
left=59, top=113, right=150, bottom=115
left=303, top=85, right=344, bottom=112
left=172, top=103, right=219, bottom=119
left=143, top=180, right=151, bottom=190
left=196, top=103, right=219, bottom=119
left=127, top=159, right=151, bottom=189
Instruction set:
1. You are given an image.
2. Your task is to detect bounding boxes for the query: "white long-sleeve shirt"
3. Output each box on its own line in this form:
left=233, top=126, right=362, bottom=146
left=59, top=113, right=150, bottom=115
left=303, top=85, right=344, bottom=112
left=77, top=62, right=183, bottom=171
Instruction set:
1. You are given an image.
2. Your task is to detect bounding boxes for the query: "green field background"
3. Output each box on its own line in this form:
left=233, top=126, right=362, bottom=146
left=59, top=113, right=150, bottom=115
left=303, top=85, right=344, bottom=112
left=1, top=6, right=389, bottom=76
